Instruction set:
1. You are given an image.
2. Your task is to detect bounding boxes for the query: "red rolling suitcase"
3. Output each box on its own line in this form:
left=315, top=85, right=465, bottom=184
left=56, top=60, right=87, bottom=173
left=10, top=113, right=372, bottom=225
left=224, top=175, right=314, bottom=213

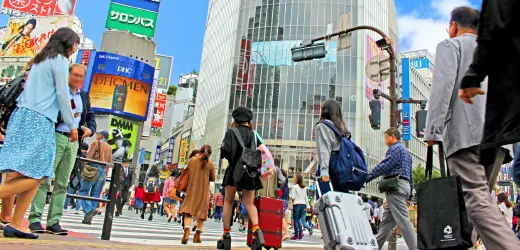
left=247, top=196, right=284, bottom=250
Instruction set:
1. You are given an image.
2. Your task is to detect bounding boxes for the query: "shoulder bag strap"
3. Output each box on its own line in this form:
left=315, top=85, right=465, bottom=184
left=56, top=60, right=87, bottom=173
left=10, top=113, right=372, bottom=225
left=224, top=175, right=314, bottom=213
left=425, top=145, right=434, bottom=180
left=96, top=140, right=101, bottom=161
left=320, top=120, right=344, bottom=138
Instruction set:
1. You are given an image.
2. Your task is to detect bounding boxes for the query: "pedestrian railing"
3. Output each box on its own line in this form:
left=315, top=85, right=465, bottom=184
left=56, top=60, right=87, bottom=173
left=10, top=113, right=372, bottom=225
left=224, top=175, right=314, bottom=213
left=47, top=156, right=121, bottom=240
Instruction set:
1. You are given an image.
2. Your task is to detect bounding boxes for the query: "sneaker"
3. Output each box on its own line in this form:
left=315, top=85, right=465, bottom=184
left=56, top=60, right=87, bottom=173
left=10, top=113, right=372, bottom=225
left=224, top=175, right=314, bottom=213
left=28, top=222, right=45, bottom=234
left=82, top=209, right=97, bottom=225
left=307, top=226, right=313, bottom=236
left=46, top=223, right=68, bottom=236
left=290, top=235, right=299, bottom=240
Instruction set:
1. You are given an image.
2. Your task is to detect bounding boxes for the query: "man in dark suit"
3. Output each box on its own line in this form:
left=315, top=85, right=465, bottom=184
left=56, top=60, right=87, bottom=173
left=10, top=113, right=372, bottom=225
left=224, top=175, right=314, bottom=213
left=116, top=158, right=134, bottom=217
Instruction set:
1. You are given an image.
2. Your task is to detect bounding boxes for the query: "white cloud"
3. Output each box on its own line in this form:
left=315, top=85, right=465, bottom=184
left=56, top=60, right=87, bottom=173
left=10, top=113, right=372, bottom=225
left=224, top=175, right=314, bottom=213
left=398, top=0, right=474, bottom=55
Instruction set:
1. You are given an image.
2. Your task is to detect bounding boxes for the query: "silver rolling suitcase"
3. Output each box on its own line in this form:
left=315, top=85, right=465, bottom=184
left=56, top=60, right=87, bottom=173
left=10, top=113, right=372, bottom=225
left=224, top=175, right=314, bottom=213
left=316, top=182, right=378, bottom=250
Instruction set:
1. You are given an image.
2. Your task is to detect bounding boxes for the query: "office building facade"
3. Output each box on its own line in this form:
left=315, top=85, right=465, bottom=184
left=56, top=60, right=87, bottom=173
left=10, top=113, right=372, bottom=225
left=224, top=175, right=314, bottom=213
left=193, top=0, right=401, bottom=196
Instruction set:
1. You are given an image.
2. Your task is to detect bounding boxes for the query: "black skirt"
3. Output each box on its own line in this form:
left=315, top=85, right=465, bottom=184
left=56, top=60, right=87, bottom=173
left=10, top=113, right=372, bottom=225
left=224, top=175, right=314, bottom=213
left=222, top=166, right=263, bottom=191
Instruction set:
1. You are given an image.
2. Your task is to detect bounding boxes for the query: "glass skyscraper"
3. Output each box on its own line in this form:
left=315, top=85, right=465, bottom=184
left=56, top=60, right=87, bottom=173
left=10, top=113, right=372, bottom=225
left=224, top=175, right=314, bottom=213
left=193, top=0, right=400, bottom=197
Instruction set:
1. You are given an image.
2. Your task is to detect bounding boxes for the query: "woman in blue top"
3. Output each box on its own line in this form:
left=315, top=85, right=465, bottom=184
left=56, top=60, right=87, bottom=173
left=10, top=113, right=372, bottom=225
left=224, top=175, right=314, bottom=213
left=0, top=27, right=80, bottom=239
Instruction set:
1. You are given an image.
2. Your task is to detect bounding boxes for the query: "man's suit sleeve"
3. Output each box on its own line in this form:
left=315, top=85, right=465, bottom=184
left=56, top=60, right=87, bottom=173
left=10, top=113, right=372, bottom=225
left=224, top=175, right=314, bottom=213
left=84, top=91, right=97, bottom=136
left=424, top=40, right=459, bottom=142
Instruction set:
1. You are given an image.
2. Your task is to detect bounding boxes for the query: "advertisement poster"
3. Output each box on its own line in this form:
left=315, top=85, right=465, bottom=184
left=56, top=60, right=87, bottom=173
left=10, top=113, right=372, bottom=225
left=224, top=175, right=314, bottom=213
left=178, top=138, right=188, bottom=166
left=107, top=115, right=138, bottom=161
left=154, top=145, right=161, bottom=163
left=87, top=52, right=154, bottom=121
left=106, top=2, right=158, bottom=38
left=0, top=61, right=27, bottom=84
left=0, top=16, right=76, bottom=57
left=365, top=35, right=385, bottom=107
left=152, top=93, right=166, bottom=128
left=154, top=55, right=173, bottom=93
left=3, top=0, right=77, bottom=16
left=236, top=38, right=253, bottom=96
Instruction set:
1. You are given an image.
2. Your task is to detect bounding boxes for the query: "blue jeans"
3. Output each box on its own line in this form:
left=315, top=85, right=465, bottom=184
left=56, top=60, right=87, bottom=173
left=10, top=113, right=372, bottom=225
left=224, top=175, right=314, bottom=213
left=64, top=186, right=80, bottom=210
left=213, top=206, right=223, bottom=219
left=293, top=204, right=306, bottom=236
left=78, top=166, right=106, bottom=214
left=301, top=213, right=311, bottom=230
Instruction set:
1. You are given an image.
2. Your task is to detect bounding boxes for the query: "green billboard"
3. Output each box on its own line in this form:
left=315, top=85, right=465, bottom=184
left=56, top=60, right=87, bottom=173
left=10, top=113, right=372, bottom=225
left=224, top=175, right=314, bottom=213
left=105, top=2, right=158, bottom=38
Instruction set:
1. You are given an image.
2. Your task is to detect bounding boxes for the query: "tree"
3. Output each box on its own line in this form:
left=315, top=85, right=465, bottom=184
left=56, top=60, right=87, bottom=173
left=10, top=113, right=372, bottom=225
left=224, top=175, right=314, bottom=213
left=167, top=85, right=177, bottom=96
left=412, top=164, right=441, bottom=188
left=191, top=69, right=198, bottom=76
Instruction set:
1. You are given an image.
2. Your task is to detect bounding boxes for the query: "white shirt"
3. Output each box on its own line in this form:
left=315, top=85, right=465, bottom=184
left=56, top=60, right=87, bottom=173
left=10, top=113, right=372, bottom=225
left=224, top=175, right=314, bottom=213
left=378, top=206, right=385, bottom=220
left=290, top=184, right=308, bottom=205
left=363, top=203, right=373, bottom=220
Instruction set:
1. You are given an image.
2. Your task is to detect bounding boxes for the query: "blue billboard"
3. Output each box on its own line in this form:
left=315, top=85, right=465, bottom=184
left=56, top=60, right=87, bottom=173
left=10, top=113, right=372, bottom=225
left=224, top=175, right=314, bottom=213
left=86, top=52, right=155, bottom=121
left=401, top=58, right=411, bottom=141
left=111, top=0, right=160, bottom=12
left=410, top=57, right=433, bottom=71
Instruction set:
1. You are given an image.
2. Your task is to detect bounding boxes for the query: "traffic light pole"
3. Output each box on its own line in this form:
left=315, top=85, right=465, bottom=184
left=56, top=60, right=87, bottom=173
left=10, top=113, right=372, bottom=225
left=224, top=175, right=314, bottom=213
left=312, top=25, right=398, bottom=127
left=310, top=25, right=427, bottom=250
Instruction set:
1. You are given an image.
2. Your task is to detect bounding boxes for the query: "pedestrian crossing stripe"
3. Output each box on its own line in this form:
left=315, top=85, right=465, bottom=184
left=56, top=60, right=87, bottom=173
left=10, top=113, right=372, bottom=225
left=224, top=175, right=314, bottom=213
left=27, top=209, right=323, bottom=248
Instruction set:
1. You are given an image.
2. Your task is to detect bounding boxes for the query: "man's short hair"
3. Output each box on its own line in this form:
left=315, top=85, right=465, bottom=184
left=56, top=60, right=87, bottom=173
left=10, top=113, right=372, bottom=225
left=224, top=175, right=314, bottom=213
left=450, top=6, right=480, bottom=30
left=69, top=63, right=87, bottom=74
left=385, top=127, right=401, bottom=140
left=81, top=142, right=89, bottom=151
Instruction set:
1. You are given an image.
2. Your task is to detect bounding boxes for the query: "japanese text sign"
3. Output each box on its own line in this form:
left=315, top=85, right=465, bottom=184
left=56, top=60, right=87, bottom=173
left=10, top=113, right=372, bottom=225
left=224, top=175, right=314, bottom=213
left=151, top=93, right=166, bottom=128
left=3, top=0, right=77, bottom=16
left=105, top=2, right=158, bottom=38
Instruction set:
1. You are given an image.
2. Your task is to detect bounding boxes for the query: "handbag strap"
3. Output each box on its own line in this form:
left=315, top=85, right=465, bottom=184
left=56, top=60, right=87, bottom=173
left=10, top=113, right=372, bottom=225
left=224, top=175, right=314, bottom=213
left=425, top=143, right=449, bottom=180
left=95, top=140, right=101, bottom=161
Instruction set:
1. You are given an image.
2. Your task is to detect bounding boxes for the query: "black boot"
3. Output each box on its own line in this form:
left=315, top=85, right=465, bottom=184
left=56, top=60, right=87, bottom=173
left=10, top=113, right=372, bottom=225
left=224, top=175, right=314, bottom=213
left=217, top=233, right=231, bottom=250
left=251, top=229, right=265, bottom=250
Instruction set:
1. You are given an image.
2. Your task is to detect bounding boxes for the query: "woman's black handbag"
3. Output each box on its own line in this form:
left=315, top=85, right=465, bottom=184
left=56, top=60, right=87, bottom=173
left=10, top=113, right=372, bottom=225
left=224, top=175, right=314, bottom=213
left=0, top=74, right=26, bottom=133
left=416, top=144, right=472, bottom=249
left=230, top=128, right=261, bottom=190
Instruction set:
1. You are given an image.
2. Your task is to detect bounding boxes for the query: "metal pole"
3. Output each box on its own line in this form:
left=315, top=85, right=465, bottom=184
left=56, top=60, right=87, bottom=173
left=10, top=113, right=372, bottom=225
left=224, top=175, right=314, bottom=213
left=131, top=122, right=144, bottom=186
left=101, top=162, right=121, bottom=240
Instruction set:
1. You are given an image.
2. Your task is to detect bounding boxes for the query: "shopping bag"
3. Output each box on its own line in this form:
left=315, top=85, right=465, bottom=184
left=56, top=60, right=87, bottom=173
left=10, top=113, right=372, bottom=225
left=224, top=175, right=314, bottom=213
left=416, top=144, right=472, bottom=249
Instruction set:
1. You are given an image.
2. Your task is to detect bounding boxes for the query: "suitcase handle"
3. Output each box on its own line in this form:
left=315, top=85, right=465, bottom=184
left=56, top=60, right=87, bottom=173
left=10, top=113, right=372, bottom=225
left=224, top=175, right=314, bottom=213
left=316, top=179, right=334, bottom=197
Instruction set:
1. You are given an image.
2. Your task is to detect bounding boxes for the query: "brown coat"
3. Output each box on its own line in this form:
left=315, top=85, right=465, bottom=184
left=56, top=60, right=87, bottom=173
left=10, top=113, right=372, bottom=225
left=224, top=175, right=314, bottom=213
left=180, top=157, right=216, bottom=220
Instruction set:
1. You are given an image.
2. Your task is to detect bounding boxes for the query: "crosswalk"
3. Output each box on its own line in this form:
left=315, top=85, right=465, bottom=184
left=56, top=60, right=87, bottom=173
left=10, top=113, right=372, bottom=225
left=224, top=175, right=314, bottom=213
left=27, top=208, right=323, bottom=248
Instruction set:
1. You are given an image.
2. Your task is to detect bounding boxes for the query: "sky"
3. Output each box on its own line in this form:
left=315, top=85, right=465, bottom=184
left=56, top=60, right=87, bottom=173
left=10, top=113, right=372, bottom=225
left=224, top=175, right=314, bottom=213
left=0, top=0, right=482, bottom=86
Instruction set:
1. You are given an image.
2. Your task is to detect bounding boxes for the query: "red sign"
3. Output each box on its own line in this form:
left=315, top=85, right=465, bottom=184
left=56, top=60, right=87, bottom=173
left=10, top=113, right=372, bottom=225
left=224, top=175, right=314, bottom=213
left=237, top=38, right=253, bottom=96
left=403, top=119, right=410, bottom=126
left=3, top=0, right=77, bottom=16
left=151, top=93, right=167, bottom=128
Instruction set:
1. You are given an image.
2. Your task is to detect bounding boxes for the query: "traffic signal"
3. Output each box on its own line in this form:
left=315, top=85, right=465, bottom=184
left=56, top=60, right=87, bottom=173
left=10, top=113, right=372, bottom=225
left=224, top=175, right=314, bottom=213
left=369, top=100, right=381, bottom=130
left=291, top=42, right=327, bottom=62
left=416, top=109, right=427, bottom=138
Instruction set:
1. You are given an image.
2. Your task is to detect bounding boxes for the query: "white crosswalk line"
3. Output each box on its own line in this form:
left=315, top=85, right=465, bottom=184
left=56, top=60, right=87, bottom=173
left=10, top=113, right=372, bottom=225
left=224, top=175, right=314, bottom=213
left=27, top=208, right=322, bottom=248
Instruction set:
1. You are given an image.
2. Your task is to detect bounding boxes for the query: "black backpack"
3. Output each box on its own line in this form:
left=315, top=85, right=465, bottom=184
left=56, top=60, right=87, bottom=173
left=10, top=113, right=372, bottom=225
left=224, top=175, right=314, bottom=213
left=514, top=204, right=520, bottom=218
left=0, top=74, right=26, bottom=134
left=230, top=128, right=262, bottom=190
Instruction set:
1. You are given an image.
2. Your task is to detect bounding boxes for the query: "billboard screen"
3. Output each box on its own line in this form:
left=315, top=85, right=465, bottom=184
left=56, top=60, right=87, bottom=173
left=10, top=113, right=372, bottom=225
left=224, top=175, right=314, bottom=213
left=106, top=2, right=158, bottom=38
left=2, top=0, right=77, bottom=16
left=107, top=115, right=139, bottom=161
left=0, top=16, right=75, bottom=57
left=154, top=55, right=173, bottom=93
left=151, top=93, right=167, bottom=128
left=87, top=52, right=154, bottom=121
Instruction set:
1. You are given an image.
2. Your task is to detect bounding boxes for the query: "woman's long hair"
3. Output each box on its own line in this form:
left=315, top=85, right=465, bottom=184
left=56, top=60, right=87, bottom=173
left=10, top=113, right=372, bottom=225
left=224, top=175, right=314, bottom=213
left=189, top=149, right=201, bottom=159
left=497, top=193, right=512, bottom=208
left=200, top=144, right=212, bottom=168
left=320, top=99, right=347, bottom=136
left=296, top=174, right=306, bottom=189
left=281, top=168, right=288, bottom=186
left=33, top=27, right=80, bottom=64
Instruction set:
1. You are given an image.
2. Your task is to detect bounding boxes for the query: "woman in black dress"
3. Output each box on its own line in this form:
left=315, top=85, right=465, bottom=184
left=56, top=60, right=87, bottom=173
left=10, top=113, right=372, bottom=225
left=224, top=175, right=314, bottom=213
left=217, top=106, right=264, bottom=250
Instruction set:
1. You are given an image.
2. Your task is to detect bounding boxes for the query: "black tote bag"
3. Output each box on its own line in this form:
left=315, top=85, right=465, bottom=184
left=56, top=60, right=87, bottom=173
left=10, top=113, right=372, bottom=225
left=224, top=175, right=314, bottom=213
left=416, top=143, right=472, bottom=250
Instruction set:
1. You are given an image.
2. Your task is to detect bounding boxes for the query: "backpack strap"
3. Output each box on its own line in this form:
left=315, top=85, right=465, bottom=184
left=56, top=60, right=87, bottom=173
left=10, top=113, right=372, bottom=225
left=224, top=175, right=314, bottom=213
left=320, top=120, right=351, bottom=139
left=231, top=127, right=256, bottom=151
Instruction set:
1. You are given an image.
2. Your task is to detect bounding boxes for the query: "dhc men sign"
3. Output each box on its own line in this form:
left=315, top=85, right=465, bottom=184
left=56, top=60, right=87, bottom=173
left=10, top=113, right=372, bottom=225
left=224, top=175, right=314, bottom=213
left=86, top=52, right=154, bottom=121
